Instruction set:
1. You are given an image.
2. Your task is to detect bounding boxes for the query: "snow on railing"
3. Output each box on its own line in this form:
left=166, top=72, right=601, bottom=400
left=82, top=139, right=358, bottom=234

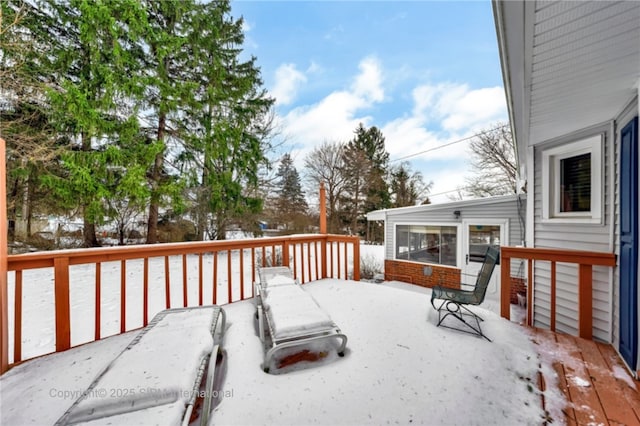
left=3, top=234, right=360, bottom=370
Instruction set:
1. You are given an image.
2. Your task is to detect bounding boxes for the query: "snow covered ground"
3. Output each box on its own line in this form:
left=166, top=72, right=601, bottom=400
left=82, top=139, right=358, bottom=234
left=1, top=243, right=569, bottom=424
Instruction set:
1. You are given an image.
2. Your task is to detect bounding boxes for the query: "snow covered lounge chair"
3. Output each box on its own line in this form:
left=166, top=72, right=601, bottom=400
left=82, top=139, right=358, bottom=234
left=255, top=266, right=347, bottom=373
left=430, top=246, right=500, bottom=342
left=55, top=306, right=226, bottom=426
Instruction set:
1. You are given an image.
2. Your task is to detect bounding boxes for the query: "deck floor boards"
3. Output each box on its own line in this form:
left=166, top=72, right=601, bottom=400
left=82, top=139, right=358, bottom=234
left=530, top=327, right=640, bottom=426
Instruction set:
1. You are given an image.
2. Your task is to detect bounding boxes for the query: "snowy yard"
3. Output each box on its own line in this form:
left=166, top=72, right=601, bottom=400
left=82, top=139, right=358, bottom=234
left=0, top=243, right=570, bottom=425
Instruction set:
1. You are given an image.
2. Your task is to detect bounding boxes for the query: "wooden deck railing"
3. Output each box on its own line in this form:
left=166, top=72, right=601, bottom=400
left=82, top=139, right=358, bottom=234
left=3, top=234, right=360, bottom=371
left=500, top=246, right=616, bottom=339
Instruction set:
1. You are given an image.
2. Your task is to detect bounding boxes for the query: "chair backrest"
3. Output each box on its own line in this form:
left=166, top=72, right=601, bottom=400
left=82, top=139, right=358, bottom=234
left=471, top=246, right=500, bottom=303
left=258, top=266, right=296, bottom=288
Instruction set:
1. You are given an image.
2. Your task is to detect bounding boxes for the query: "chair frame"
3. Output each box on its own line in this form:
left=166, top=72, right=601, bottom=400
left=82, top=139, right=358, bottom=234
left=430, top=246, right=500, bottom=342
left=255, top=267, right=347, bottom=373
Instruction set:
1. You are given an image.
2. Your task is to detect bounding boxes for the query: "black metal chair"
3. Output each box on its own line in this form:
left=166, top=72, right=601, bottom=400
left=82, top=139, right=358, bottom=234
left=430, top=246, right=500, bottom=341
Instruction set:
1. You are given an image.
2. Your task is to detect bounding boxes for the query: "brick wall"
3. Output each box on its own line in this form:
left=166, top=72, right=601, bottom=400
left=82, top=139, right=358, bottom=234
left=509, top=277, right=527, bottom=304
left=385, top=259, right=527, bottom=305
left=384, top=259, right=461, bottom=290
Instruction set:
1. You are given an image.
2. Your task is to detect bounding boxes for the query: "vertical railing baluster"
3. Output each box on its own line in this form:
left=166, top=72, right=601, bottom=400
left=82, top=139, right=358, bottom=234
left=164, top=256, right=171, bottom=309
left=337, top=242, right=342, bottom=279
left=251, top=247, right=256, bottom=297
left=142, top=259, right=148, bottom=327
left=314, top=241, right=319, bottom=281
left=212, top=252, right=218, bottom=305
left=182, top=254, right=188, bottom=307
left=120, top=260, right=126, bottom=333
left=321, top=238, right=327, bottom=279
left=292, top=243, right=297, bottom=280
left=227, top=250, right=232, bottom=303
left=54, top=257, right=71, bottom=352
left=95, top=263, right=102, bottom=338
left=307, top=243, right=312, bottom=283
left=240, top=249, right=245, bottom=300
left=550, top=261, right=556, bottom=332
left=198, top=253, right=203, bottom=306
left=14, top=271, right=22, bottom=362
left=527, top=259, right=533, bottom=326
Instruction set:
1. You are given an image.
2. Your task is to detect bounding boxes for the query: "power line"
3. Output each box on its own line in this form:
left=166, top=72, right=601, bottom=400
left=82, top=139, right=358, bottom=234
left=389, top=124, right=508, bottom=163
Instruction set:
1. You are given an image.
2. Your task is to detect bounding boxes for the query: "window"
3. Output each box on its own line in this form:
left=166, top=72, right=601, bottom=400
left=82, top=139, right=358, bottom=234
left=542, top=134, right=603, bottom=223
left=395, top=225, right=457, bottom=266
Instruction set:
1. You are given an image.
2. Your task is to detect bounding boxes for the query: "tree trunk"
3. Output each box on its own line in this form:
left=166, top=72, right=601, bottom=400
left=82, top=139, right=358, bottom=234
left=83, top=219, right=100, bottom=247
left=146, top=112, right=166, bottom=244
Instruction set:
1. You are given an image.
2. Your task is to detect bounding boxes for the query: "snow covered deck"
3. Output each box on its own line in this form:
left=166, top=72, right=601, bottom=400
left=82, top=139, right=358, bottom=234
left=3, top=279, right=558, bottom=425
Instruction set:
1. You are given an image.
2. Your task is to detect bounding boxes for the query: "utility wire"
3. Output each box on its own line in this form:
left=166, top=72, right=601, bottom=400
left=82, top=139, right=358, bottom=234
left=389, top=124, right=508, bottom=163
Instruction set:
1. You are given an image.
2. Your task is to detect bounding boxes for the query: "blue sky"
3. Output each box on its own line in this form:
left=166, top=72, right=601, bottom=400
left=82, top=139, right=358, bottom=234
left=231, top=0, right=508, bottom=203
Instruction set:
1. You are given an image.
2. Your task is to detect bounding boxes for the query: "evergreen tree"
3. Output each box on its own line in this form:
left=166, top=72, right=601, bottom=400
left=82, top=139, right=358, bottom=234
left=340, top=123, right=390, bottom=237
left=32, top=0, right=157, bottom=247
left=140, top=0, right=197, bottom=243
left=180, top=0, right=274, bottom=240
left=389, top=162, right=432, bottom=207
left=274, top=153, right=308, bottom=231
left=1, top=1, right=59, bottom=241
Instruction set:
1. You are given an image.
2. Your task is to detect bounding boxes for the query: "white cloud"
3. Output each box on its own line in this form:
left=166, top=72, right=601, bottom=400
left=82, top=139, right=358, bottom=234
left=278, top=57, right=385, bottom=154
left=272, top=60, right=506, bottom=199
left=271, top=64, right=307, bottom=106
left=383, top=82, right=507, bottom=162
left=353, top=56, right=384, bottom=103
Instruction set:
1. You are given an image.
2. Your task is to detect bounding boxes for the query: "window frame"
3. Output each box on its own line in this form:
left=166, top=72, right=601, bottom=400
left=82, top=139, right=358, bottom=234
left=393, top=222, right=460, bottom=267
left=541, top=134, right=603, bottom=224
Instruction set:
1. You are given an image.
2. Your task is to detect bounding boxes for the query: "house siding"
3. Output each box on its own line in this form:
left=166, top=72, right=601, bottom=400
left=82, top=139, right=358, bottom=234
left=532, top=124, right=613, bottom=342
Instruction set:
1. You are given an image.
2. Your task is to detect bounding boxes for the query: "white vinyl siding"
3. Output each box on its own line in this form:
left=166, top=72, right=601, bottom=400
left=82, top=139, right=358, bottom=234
left=532, top=124, right=612, bottom=342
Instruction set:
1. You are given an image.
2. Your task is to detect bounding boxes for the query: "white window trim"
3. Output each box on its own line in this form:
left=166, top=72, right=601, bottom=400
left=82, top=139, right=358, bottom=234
left=541, top=134, right=603, bottom=224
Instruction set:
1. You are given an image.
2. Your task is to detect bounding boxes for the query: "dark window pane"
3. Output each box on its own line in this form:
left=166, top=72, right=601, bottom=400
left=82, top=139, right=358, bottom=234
left=560, top=153, right=591, bottom=212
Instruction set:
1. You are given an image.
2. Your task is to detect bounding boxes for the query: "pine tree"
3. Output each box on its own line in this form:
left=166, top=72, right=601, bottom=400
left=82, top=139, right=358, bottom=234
left=180, top=0, right=274, bottom=240
left=340, top=123, right=391, bottom=236
left=32, top=0, right=156, bottom=247
left=389, top=162, right=432, bottom=207
left=274, top=154, right=308, bottom=231
left=140, top=0, right=197, bottom=243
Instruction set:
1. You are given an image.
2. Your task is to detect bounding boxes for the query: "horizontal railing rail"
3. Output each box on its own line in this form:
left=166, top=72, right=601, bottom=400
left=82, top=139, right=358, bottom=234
left=5, top=234, right=360, bottom=369
left=500, top=246, right=616, bottom=339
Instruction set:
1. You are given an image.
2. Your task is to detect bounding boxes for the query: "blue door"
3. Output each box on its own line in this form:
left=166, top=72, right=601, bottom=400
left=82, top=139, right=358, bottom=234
left=620, top=117, right=638, bottom=370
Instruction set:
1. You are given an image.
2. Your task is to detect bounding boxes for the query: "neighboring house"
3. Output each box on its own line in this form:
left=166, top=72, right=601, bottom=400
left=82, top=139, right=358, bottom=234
left=366, top=194, right=526, bottom=313
left=493, top=1, right=639, bottom=375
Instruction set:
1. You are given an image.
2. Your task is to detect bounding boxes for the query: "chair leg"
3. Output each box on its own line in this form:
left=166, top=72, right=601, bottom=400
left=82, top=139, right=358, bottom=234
left=433, top=300, right=491, bottom=342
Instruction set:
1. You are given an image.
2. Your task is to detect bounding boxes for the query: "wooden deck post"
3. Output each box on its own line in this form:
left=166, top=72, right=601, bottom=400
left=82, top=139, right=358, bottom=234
left=500, top=249, right=511, bottom=320
left=1, top=139, right=9, bottom=374
left=54, top=257, right=71, bottom=352
left=352, top=239, right=360, bottom=281
left=578, top=264, right=593, bottom=339
left=319, top=182, right=327, bottom=234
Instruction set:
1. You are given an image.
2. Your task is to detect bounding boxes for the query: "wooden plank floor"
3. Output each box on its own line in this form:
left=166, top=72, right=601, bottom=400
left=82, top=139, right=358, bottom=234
left=530, top=327, right=640, bottom=426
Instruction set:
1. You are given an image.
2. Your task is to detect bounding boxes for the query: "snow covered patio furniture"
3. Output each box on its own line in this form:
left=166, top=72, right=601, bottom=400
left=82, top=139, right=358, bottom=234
left=255, top=266, right=347, bottom=373
left=430, top=246, right=500, bottom=341
left=55, top=305, right=226, bottom=426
